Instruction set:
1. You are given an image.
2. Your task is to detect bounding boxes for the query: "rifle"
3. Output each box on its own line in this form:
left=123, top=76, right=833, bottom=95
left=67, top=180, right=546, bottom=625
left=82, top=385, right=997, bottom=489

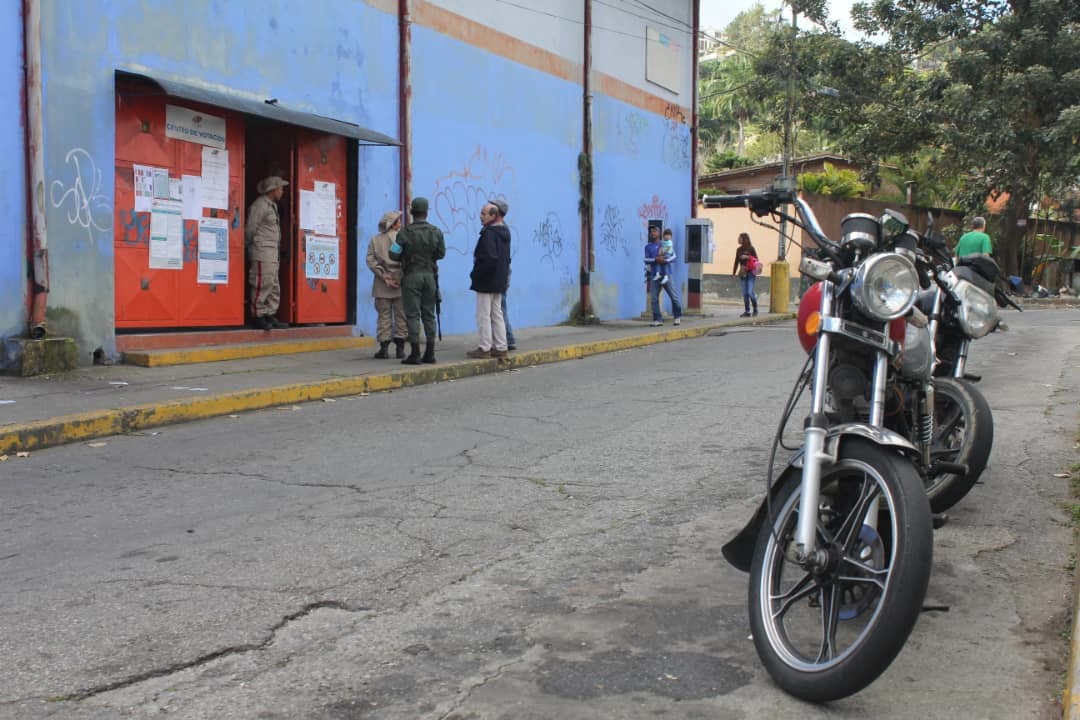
left=434, top=264, right=443, bottom=341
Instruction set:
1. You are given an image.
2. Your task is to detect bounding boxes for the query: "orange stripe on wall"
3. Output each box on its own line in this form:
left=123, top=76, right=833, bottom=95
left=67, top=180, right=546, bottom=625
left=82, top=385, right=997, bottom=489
left=407, top=0, right=691, bottom=123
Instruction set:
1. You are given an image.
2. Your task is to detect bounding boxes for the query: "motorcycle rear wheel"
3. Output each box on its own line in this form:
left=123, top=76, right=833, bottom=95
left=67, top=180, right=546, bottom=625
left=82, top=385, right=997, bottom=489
left=748, top=437, right=932, bottom=702
left=925, top=377, right=994, bottom=513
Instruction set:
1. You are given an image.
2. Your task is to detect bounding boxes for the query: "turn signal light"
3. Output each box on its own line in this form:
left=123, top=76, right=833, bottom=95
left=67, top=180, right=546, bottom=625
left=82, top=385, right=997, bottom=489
left=796, top=281, right=824, bottom=353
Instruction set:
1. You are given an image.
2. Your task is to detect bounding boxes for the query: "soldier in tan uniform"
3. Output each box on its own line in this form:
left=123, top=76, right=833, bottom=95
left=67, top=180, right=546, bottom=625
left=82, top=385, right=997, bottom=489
left=246, top=175, right=289, bottom=330
left=366, top=209, right=406, bottom=358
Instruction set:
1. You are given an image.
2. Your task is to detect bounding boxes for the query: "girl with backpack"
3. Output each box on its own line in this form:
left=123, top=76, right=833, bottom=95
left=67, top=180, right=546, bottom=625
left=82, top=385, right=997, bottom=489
left=733, top=232, right=760, bottom=317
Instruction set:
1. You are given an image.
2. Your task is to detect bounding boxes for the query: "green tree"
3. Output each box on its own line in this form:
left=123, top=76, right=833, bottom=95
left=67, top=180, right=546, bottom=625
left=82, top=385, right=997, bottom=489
left=841, top=0, right=1080, bottom=274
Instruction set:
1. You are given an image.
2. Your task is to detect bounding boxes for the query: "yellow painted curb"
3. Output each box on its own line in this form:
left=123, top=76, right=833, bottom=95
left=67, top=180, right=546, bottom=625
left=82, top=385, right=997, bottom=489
left=123, top=336, right=375, bottom=367
left=0, top=315, right=794, bottom=455
left=1065, top=559, right=1080, bottom=719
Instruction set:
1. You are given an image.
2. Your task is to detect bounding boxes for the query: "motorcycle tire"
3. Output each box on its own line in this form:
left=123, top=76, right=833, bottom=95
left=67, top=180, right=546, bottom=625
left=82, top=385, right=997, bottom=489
left=925, top=377, right=994, bottom=514
left=748, top=437, right=932, bottom=702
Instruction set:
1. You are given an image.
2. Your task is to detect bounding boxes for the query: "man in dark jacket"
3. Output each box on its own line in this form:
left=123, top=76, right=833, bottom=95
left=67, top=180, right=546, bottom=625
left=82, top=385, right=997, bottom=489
left=466, top=199, right=511, bottom=358
left=390, top=197, right=446, bottom=364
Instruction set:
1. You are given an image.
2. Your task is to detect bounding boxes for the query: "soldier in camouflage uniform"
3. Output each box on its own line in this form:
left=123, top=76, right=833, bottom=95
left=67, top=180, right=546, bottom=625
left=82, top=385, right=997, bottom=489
left=390, top=197, right=446, bottom=364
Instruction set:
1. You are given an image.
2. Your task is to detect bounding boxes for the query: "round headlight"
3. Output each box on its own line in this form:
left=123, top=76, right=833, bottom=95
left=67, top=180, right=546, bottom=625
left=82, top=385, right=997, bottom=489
left=851, top=252, right=919, bottom=320
left=953, top=279, right=998, bottom=339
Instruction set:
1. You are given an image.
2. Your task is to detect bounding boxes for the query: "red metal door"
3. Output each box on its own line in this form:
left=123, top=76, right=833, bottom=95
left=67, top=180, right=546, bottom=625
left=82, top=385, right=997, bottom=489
left=115, top=80, right=179, bottom=326
left=114, top=77, right=246, bottom=328
left=291, top=130, right=349, bottom=324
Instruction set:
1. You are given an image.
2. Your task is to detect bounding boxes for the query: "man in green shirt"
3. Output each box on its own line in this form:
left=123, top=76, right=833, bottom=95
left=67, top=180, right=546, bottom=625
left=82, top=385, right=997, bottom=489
left=955, top=216, right=993, bottom=260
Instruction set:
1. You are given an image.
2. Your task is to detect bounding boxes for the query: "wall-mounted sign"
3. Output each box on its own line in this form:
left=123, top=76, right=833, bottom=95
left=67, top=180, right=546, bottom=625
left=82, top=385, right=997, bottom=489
left=165, top=104, right=226, bottom=149
left=646, top=26, right=682, bottom=94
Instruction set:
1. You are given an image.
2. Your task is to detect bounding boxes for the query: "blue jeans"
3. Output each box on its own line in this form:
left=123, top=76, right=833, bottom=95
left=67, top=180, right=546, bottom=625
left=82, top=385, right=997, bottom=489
left=650, top=279, right=682, bottom=321
left=740, top=274, right=758, bottom=313
left=502, top=292, right=515, bottom=346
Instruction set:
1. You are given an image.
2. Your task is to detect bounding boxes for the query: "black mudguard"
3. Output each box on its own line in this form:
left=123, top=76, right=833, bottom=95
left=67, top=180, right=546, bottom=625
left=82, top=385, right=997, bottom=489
left=721, top=424, right=919, bottom=573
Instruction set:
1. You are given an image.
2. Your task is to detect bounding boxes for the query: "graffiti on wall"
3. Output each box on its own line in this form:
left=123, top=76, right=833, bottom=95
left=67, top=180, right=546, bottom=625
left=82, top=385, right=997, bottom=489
left=432, top=146, right=516, bottom=254
left=662, top=119, right=691, bottom=170
left=617, top=112, right=648, bottom=156
left=49, top=148, right=112, bottom=244
left=637, top=195, right=669, bottom=227
left=599, top=204, right=628, bottom=256
left=533, top=212, right=565, bottom=270
left=663, top=103, right=686, bottom=124
left=118, top=209, right=148, bottom=247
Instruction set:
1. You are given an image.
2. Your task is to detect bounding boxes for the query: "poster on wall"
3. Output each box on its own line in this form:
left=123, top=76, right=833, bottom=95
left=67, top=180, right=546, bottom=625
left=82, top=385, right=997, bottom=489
left=149, top=199, right=183, bottom=270
left=133, top=164, right=167, bottom=212
left=133, top=164, right=153, bottom=211
left=197, top=218, right=230, bottom=284
left=313, top=181, right=337, bottom=235
left=182, top=175, right=202, bottom=220
left=298, top=189, right=316, bottom=230
left=200, top=147, right=229, bottom=210
left=645, top=26, right=681, bottom=93
left=304, top=234, right=339, bottom=280
left=165, top=104, right=226, bottom=149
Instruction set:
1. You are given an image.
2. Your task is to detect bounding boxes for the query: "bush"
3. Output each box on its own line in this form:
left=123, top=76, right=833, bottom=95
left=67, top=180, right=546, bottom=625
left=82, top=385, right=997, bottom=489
left=797, top=163, right=866, bottom=198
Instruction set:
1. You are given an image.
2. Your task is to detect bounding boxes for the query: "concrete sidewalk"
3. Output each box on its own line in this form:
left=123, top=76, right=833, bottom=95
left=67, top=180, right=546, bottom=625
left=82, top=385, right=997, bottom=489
left=0, top=305, right=791, bottom=455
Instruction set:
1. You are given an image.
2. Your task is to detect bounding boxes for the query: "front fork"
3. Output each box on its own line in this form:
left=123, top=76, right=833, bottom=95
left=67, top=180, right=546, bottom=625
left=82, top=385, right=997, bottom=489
left=792, top=284, right=887, bottom=568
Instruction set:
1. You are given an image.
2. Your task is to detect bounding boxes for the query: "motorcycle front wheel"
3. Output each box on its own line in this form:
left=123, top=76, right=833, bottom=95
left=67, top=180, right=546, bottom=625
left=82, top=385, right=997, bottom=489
left=748, top=437, right=933, bottom=702
left=925, top=377, right=994, bottom=513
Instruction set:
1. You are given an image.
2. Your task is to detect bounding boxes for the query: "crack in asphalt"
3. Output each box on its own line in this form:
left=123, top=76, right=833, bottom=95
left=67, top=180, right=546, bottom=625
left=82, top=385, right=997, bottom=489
left=23, top=600, right=364, bottom=704
left=432, top=645, right=544, bottom=720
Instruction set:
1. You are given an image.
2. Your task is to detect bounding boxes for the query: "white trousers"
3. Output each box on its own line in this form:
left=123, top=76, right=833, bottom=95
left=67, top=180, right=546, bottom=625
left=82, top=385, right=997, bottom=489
left=475, top=292, right=507, bottom=351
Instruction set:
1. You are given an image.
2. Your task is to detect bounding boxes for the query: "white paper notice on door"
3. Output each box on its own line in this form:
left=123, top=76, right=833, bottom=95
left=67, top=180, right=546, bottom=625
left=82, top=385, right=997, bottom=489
left=313, top=181, right=336, bottom=236
left=149, top=199, right=184, bottom=270
left=133, top=164, right=163, bottom=212
left=182, top=175, right=203, bottom=220
left=200, top=147, right=229, bottom=210
left=305, top=234, right=339, bottom=280
left=298, top=189, right=316, bottom=230
left=197, top=217, right=230, bottom=284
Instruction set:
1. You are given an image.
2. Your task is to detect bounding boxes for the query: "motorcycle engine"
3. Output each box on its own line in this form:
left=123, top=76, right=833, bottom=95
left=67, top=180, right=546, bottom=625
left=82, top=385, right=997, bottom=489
left=898, top=323, right=933, bottom=380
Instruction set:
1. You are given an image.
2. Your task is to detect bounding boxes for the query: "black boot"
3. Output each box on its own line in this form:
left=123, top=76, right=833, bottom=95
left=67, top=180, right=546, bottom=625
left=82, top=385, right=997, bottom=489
left=421, top=342, right=436, bottom=364
left=394, top=338, right=405, bottom=359
left=752, top=299, right=759, bottom=316
left=402, top=342, right=422, bottom=365
left=373, top=341, right=390, bottom=359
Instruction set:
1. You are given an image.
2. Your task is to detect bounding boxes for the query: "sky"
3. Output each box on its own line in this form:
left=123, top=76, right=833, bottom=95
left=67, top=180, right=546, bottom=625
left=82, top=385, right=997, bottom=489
left=699, top=0, right=860, bottom=37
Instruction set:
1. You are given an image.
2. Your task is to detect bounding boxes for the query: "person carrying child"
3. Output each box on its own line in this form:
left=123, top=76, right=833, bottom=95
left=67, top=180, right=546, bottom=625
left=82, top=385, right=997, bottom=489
left=651, top=228, right=676, bottom=285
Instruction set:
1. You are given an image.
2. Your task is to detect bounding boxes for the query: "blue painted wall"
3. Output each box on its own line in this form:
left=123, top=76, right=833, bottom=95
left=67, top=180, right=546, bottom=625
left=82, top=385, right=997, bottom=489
left=409, top=26, right=583, bottom=337
left=0, top=3, right=26, bottom=369
left=591, top=94, right=692, bottom=319
left=3, top=1, right=693, bottom=366
left=37, top=0, right=400, bottom=361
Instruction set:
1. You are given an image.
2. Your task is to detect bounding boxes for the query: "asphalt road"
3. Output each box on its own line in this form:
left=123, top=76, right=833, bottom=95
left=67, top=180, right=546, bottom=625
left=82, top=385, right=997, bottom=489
left=2, top=309, right=1078, bottom=720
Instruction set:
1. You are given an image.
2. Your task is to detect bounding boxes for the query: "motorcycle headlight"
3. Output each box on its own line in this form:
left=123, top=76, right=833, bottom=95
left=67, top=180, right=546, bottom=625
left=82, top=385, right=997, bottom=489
left=850, top=252, right=919, bottom=321
left=952, top=279, right=998, bottom=339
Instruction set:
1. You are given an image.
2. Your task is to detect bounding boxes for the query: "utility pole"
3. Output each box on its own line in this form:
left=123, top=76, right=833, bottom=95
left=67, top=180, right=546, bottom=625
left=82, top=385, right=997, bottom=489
left=770, top=2, right=797, bottom=314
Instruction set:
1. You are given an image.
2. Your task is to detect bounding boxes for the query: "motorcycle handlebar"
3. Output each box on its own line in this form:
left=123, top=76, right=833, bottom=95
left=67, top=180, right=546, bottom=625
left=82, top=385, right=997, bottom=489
left=701, top=189, right=796, bottom=215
